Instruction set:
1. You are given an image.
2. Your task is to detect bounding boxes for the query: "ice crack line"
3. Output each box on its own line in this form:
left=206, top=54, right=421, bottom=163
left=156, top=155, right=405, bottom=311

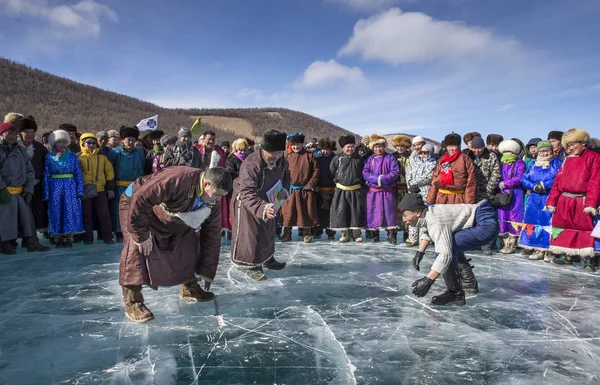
left=286, top=243, right=301, bottom=265
left=307, top=306, right=357, bottom=385
left=404, top=295, right=440, bottom=314
left=192, top=330, right=225, bottom=384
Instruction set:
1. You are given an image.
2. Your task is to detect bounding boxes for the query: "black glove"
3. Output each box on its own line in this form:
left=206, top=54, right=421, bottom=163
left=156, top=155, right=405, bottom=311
left=412, top=251, right=425, bottom=271
left=412, top=276, right=435, bottom=297
left=0, top=188, right=12, bottom=205
left=22, top=192, right=33, bottom=205
left=533, top=182, right=545, bottom=194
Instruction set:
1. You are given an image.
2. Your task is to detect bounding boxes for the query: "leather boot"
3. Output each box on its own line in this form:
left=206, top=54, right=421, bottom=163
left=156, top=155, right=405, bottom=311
left=339, top=230, right=350, bottom=242
left=458, top=256, right=479, bottom=293
left=0, top=241, right=16, bottom=255
left=371, top=231, right=380, bottom=242
left=386, top=229, right=397, bottom=245
left=180, top=279, right=215, bottom=302
left=431, top=267, right=466, bottom=306
left=263, top=256, right=286, bottom=270
left=325, top=229, right=336, bottom=240
left=313, top=227, right=323, bottom=239
left=123, top=285, right=154, bottom=323
left=303, top=228, right=312, bottom=243
left=352, top=229, right=363, bottom=243
left=279, top=227, right=292, bottom=242
left=25, top=237, right=51, bottom=252
left=365, top=230, right=373, bottom=239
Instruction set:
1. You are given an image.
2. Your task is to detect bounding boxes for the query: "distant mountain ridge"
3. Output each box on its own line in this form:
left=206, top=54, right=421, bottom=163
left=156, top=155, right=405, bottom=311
left=0, top=58, right=360, bottom=143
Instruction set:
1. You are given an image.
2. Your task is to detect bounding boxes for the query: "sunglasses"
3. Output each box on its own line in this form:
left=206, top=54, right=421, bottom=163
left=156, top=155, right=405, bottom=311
left=84, top=141, right=98, bottom=146
left=419, top=151, right=430, bottom=155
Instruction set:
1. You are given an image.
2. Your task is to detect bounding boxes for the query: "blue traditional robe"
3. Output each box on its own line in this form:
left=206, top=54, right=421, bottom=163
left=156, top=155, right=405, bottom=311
left=109, top=146, right=145, bottom=233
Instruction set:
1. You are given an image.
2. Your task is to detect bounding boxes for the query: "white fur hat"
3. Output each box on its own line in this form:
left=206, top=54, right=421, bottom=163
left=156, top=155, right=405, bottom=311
left=48, top=130, right=70, bottom=149
left=412, top=136, right=425, bottom=144
left=498, top=139, right=521, bottom=155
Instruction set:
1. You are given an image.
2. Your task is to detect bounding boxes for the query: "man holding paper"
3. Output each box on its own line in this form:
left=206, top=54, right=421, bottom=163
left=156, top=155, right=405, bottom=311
left=230, top=130, right=291, bottom=281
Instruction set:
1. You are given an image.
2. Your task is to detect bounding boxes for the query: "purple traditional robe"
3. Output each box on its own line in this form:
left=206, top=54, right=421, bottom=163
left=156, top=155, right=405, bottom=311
left=498, top=159, right=525, bottom=236
left=362, top=153, right=399, bottom=229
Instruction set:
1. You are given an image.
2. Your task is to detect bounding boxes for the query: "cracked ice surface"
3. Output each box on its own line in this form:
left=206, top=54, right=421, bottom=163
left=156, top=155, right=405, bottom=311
left=0, top=236, right=599, bottom=384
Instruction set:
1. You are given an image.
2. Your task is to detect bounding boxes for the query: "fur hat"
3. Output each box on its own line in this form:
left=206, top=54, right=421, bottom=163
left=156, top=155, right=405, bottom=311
left=361, top=136, right=370, bottom=146
left=536, top=140, right=552, bottom=151
left=463, top=132, right=481, bottom=145
left=231, top=138, right=249, bottom=152
left=244, top=137, right=255, bottom=146
left=339, top=135, right=356, bottom=148
left=547, top=130, right=564, bottom=141
left=48, top=130, right=70, bottom=149
left=142, top=130, right=164, bottom=141
left=4, top=112, right=23, bottom=123
left=261, top=130, right=287, bottom=152
left=412, top=136, right=425, bottom=145
left=392, top=135, right=412, bottom=149
left=368, top=134, right=387, bottom=149
left=14, top=115, right=37, bottom=132
left=444, top=133, right=461, bottom=147
left=486, top=134, right=504, bottom=146
left=526, top=137, right=542, bottom=149
left=398, top=186, right=427, bottom=213
left=160, top=135, right=178, bottom=147
left=120, top=125, right=139, bottom=140
left=498, top=139, right=521, bottom=155
left=561, top=128, right=590, bottom=149
left=471, top=136, right=485, bottom=149
left=318, top=138, right=337, bottom=151
left=96, top=131, right=108, bottom=139
left=0, top=122, right=16, bottom=136
left=59, top=123, right=77, bottom=133
left=107, top=130, right=119, bottom=138
left=177, top=127, right=192, bottom=139
left=287, top=132, right=305, bottom=144
left=589, top=138, right=600, bottom=150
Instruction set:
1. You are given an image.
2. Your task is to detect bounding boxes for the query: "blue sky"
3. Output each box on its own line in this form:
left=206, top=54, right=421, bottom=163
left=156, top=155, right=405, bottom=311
left=1, top=0, right=599, bottom=141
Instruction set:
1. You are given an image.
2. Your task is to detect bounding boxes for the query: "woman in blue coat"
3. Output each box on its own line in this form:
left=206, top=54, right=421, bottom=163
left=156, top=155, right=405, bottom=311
left=518, top=140, right=562, bottom=260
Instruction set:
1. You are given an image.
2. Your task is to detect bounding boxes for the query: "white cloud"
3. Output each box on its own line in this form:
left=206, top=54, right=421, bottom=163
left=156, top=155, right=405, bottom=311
left=339, top=8, right=518, bottom=65
left=560, top=83, right=600, bottom=98
left=294, top=59, right=364, bottom=89
left=236, top=88, right=266, bottom=101
left=0, top=0, right=117, bottom=37
left=496, top=103, right=514, bottom=112
left=325, top=0, right=409, bottom=12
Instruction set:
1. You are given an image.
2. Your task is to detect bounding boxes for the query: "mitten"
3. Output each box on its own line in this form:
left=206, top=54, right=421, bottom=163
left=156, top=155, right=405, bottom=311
left=22, top=192, right=33, bottom=205
left=0, top=188, right=12, bottom=205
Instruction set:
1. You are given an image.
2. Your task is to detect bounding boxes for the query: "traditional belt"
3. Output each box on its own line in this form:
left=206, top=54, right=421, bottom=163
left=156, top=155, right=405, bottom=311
left=526, top=190, right=531, bottom=195
left=335, top=183, right=361, bottom=191
left=369, top=186, right=394, bottom=193
left=396, top=184, right=407, bottom=190
left=320, top=186, right=335, bottom=192
left=290, top=185, right=304, bottom=190
left=51, top=174, right=73, bottom=179
left=438, top=188, right=465, bottom=195
left=116, top=180, right=134, bottom=187
left=7, top=186, right=24, bottom=195
left=562, top=192, right=586, bottom=198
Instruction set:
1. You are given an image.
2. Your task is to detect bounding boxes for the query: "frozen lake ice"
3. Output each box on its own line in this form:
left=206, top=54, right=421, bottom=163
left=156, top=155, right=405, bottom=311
left=0, top=234, right=599, bottom=384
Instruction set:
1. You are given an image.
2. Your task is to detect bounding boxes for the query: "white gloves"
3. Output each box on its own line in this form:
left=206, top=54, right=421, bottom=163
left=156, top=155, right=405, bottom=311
left=583, top=207, right=598, bottom=216
left=543, top=206, right=556, bottom=213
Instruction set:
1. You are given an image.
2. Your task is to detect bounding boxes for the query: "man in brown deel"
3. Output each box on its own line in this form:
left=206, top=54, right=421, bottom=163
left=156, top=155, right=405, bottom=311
left=230, top=130, right=291, bottom=281
left=119, top=166, right=232, bottom=323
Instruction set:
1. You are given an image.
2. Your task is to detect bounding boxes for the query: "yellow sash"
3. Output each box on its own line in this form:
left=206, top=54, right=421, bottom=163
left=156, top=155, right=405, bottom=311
left=438, top=188, right=465, bottom=195
left=7, top=186, right=24, bottom=195
left=116, top=180, right=134, bottom=187
left=320, top=186, right=335, bottom=192
left=335, top=183, right=361, bottom=191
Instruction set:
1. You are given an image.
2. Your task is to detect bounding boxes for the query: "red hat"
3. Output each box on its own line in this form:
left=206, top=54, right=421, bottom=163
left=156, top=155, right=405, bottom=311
left=0, top=123, right=16, bottom=135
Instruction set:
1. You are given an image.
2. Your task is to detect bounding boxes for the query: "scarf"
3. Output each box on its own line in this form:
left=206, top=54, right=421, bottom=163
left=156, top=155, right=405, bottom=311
left=161, top=146, right=185, bottom=168
left=501, top=153, right=518, bottom=164
left=534, top=153, right=554, bottom=169
left=233, top=152, right=247, bottom=162
left=81, top=147, right=99, bottom=156
left=154, top=144, right=163, bottom=155
left=439, top=151, right=461, bottom=185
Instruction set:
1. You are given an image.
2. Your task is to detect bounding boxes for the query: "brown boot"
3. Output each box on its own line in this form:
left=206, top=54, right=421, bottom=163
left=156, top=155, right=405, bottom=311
left=25, top=237, right=51, bottom=252
left=122, top=285, right=154, bottom=323
left=180, top=279, right=215, bottom=302
left=279, top=227, right=292, bottom=242
left=303, top=228, right=312, bottom=243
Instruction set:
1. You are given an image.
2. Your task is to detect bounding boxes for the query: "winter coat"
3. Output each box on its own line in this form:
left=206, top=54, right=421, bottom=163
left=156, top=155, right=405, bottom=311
left=280, top=149, right=320, bottom=228
left=547, top=149, right=600, bottom=256
left=363, top=153, right=399, bottom=229
left=21, top=140, right=49, bottom=230
left=119, top=167, right=222, bottom=287
left=231, top=150, right=291, bottom=265
left=78, top=149, right=115, bottom=192
left=174, top=142, right=202, bottom=169
left=316, top=152, right=336, bottom=229
left=329, top=152, right=365, bottom=229
left=467, top=149, right=502, bottom=202
left=109, top=146, right=146, bottom=233
left=427, top=153, right=476, bottom=205
left=518, top=157, right=562, bottom=250
left=406, top=156, right=436, bottom=198
left=497, top=159, right=526, bottom=236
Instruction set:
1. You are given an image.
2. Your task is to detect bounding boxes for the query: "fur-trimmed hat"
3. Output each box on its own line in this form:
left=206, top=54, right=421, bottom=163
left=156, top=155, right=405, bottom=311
left=547, top=130, right=564, bottom=142
left=107, top=130, right=119, bottom=138
left=368, top=134, right=387, bottom=149
left=590, top=138, right=600, bottom=150
left=142, top=129, right=164, bottom=141
left=120, top=125, right=139, bottom=140
left=561, top=128, right=590, bottom=149
left=261, top=130, right=287, bottom=152
left=412, top=136, right=425, bottom=145
left=14, top=115, right=37, bottom=132
left=59, top=123, right=77, bottom=133
left=48, top=130, right=70, bottom=149
left=486, top=134, right=504, bottom=146
left=318, top=137, right=337, bottom=151
left=339, top=135, right=356, bottom=148
left=287, top=132, right=305, bottom=144
left=463, top=132, right=481, bottom=145
left=444, top=133, right=461, bottom=147
left=244, top=137, right=255, bottom=146
left=160, top=135, right=177, bottom=147
left=361, top=136, right=370, bottom=146
left=231, top=138, right=249, bottom=152
left=392, top=135, right=412, bottom=149
left=4, top=112, right=23, bottom=123
left=0, top=122, right=16, bottom=136
left=96, top=131, right=108, bottom=139
left=498, top=139, right=521, bottom=155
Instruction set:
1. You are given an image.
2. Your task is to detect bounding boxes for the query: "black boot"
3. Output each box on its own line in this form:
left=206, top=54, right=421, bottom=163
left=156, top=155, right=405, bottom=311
left=326, top=229, right=336, bottom=240
left=25, top=237, right=51, bottom=252
left=365, top=230, right=373, bottom=239
left=263, top=256, right=286, bottom=270
left=431, top=267, right=466, bottom=306
left=275, top=226, right=282, bottom=238
left=0, top=241, right=17, bottom=255
left=371, top=231, right=380, bottom=242
left=458, top=257, right=479, bottom=293
left=387, top=229, right=397, bottom=245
